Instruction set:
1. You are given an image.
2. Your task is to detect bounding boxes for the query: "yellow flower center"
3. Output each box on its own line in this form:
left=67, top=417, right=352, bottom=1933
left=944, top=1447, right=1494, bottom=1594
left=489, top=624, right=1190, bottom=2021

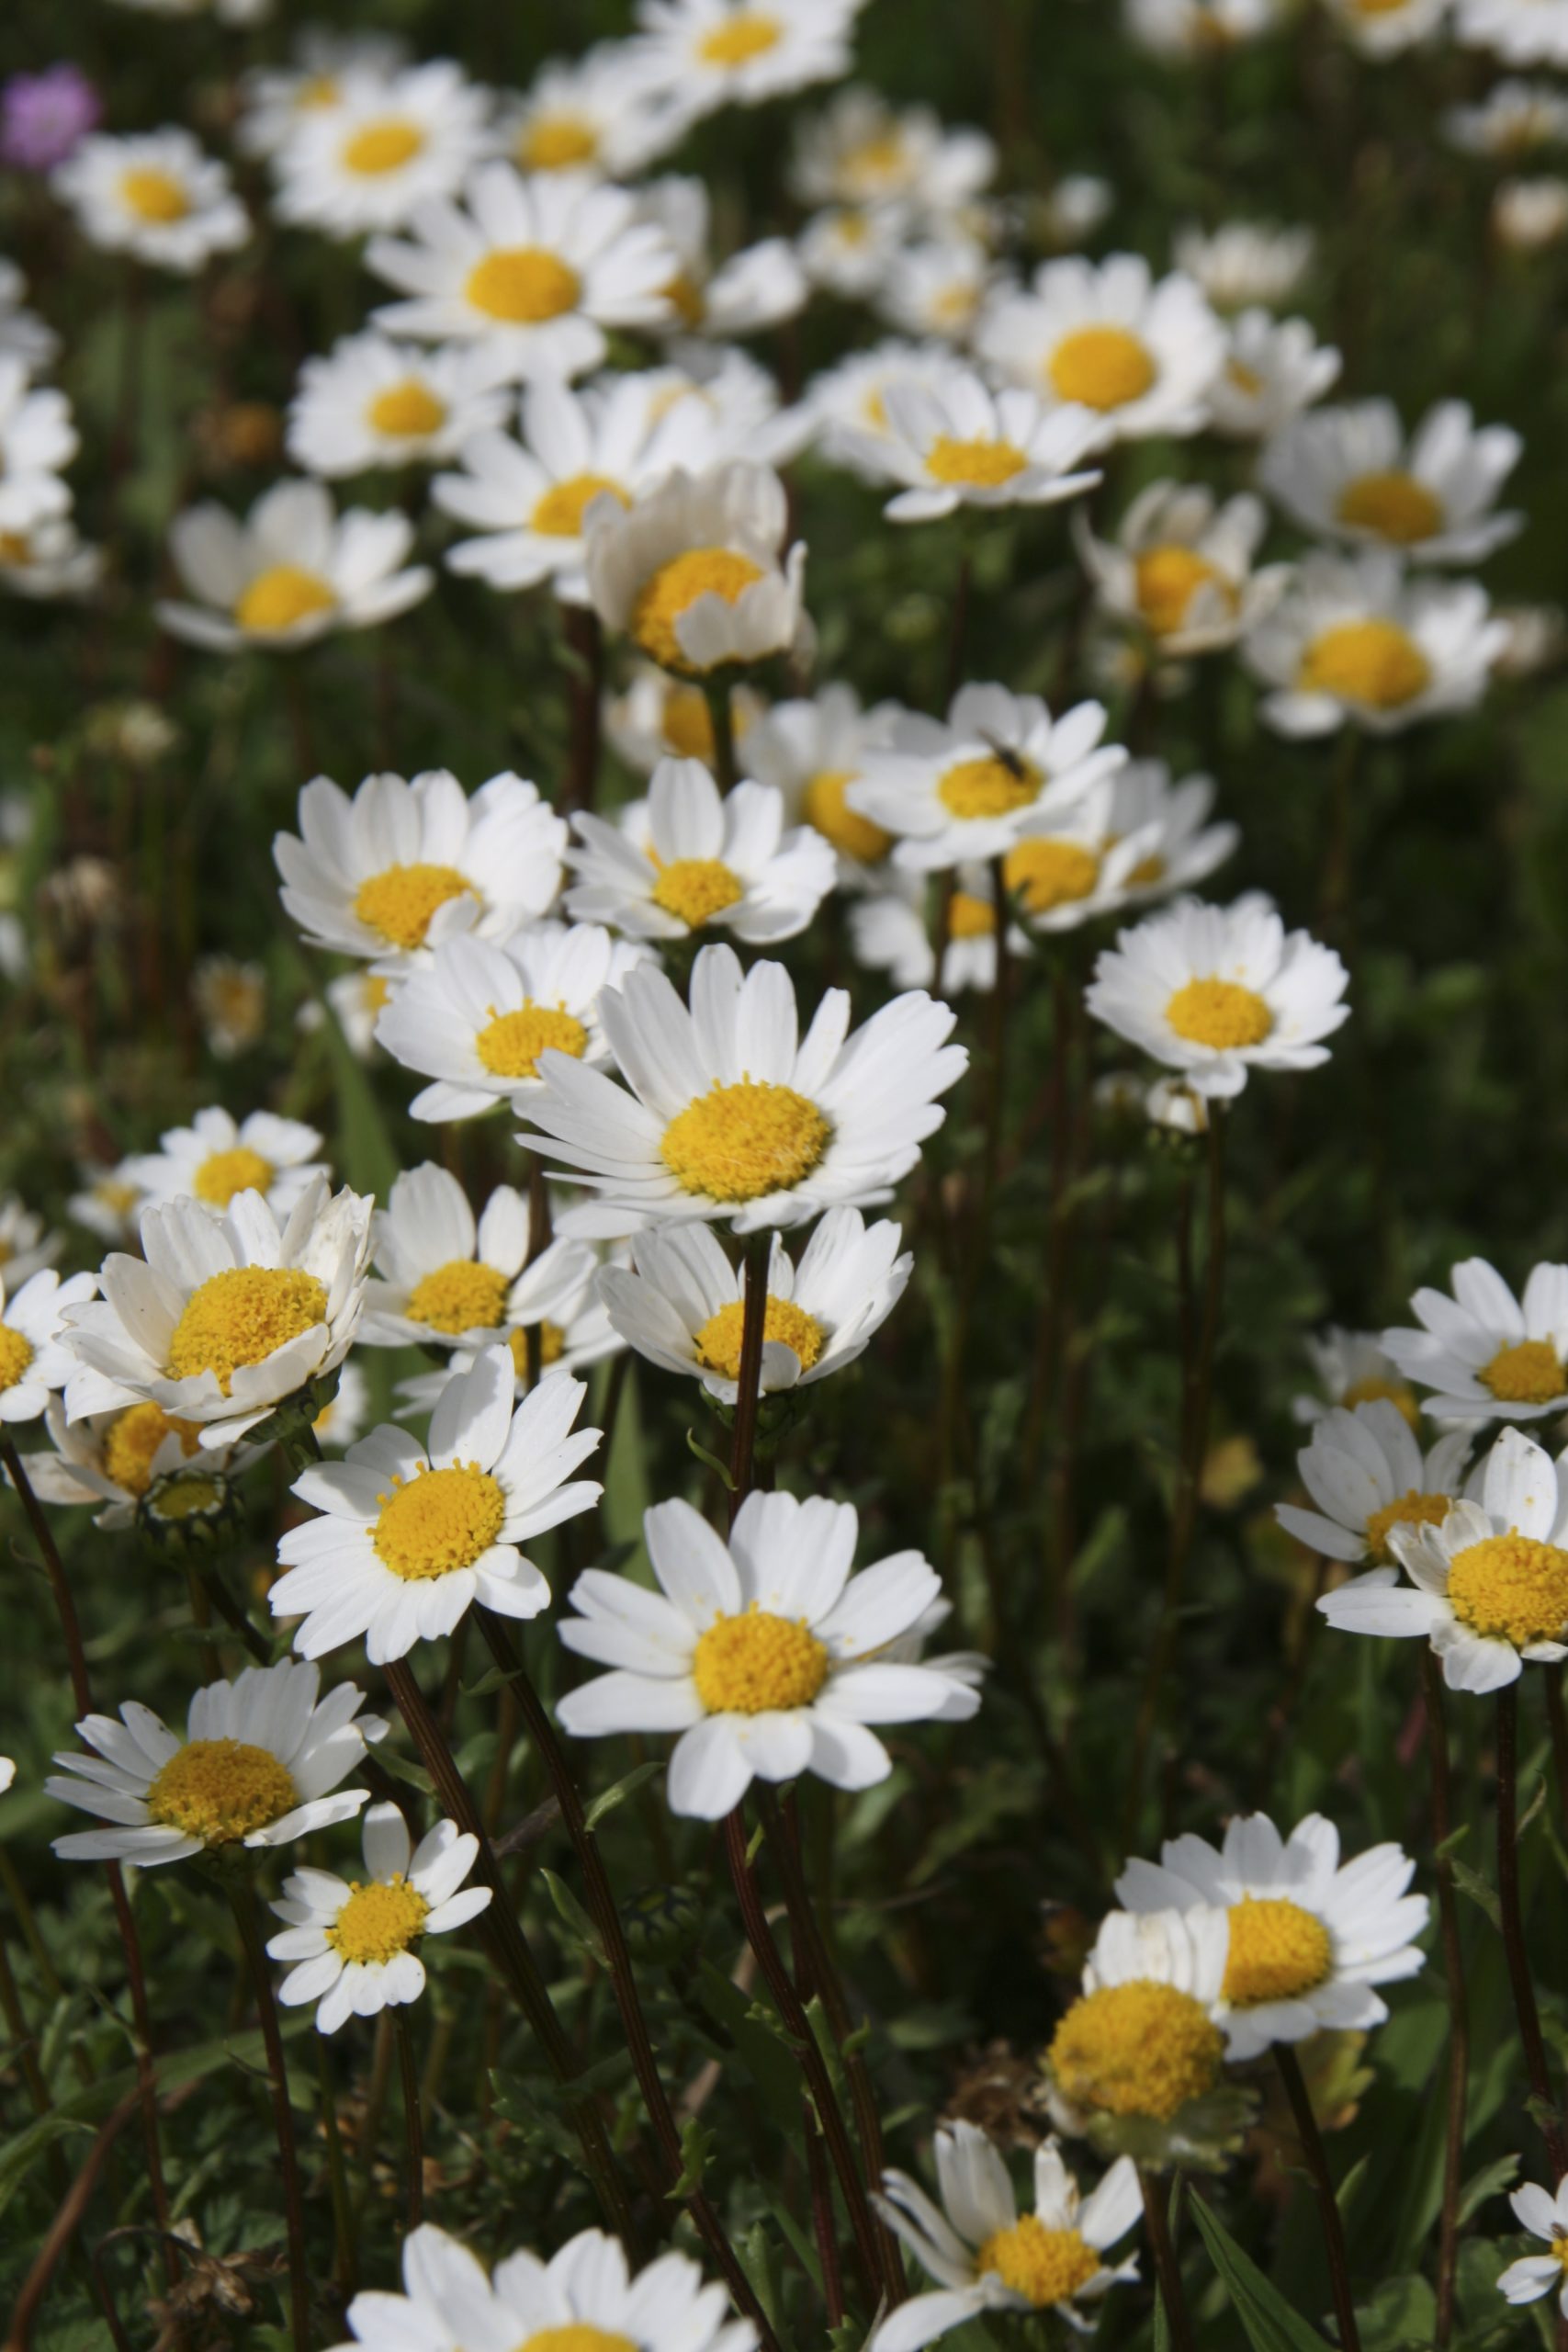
left=1298, top=619, right=1431, bottom=711
left=508, top=1322, right=567, bottom=1381
left=0, top=1324, right=34, bottom=1391
left=516, top=2333, right=637, bottom=2352
left=340, top=119, right=425, bottom=175
left=1003, top=838, right=1100, bottom=913
left=1337, top=469, right=1444, bottom=546
left=697, top=12, right=783, bottom=66
left=694, top=1295, right=826, bottom=1381
left=937, top=753, right=1043, bottom=820
left=465, top=247, right=581, bottom=323
left=372, top=1462, right=506, bottom=1582
left=1220, top=1894, right=1333, bottom=2007
left=367, top=379, right=447, bottom=439
left=649, top=856, right=746, bottom=930
left=1342, top=1374, right=1419, bottom=1425
left=950, top=889, right=998, bottom=939
left=1165, top=977, right=1273, bottom=1050
left=1481, top=1339, right=1564, bottom=1405
left=0, top=530, right=32, bottom=565
left=327, top=1875, right=430, bottom=1964
left=802, top=770, right=891, bottom=864
left=1134, top=545, right=1234, bottom=638
left=296, top=74, right=340, bottom=109
left=531, top=472, right=630, bottom=537
left=474, top=1001, right=590, bottom=1080
left=1446, top=1533, right=1568, bottom=1647
left=1127, top=854, right=1167, bottom=888
left=119, top=168, right=189, bottom=223
left=841, top=131, right=908, bottom=194
left=193, top=1146, right=275, bottom=1209
left=660, top=1080, right=830, bottom=1204
left=660, top=684, right=718, bottom=763
left=148, top=1468, right=228, bottom=1521
left=663, top=271, right=708, bottom=329
left=1364, top=1488, right=1451, bottom=1564
left=1047, top=325, right=1157, bottom=412
left=103, top=1403, right=202, bottom=1498
left=1552, top=2234, right=1568, bottom=2273
left=166, top=1267, right=330, bottom=1396
left=925, top=435, right=1030, bottom=488
left=630, top=548, right=767, bottom=675
left=1351, top=0, right=1415, bottom=15
left=352, top=862, right=473, bottom=951
left=1226, top=358, right=1263, bottom=396
left=976, top=2216, right=1100, bottom=2307
left=406, top=1261, right=511, bottom=1335
left=693, top=1606, right=829, bottom=1713
left=1049, top=1981, right=1224, bottom=2120
left=234, top=566, right=337, bottom=635
left=147, top=1738, right=297, bottom=1844
left=518, top=113, right=600, bottom=171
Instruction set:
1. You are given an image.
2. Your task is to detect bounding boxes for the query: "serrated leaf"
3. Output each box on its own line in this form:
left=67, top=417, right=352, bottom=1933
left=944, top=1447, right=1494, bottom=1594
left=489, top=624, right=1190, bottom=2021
left=1189, top=2192, right=1334, bottom=2352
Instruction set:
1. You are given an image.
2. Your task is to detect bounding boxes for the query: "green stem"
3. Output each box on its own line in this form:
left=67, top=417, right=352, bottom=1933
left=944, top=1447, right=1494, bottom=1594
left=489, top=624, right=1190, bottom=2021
left=1495, top=1684, right=1568, bottom=2175
left=705, top=677, right=739, bottom=793
left=395, top=2007, right=424, bottom=2231
left=1423, top=1653, right=1466, bottom=2352
left=1276, top=2043, right=1362, bottom=2352
left=231, top=1886, right=310, bottom=2352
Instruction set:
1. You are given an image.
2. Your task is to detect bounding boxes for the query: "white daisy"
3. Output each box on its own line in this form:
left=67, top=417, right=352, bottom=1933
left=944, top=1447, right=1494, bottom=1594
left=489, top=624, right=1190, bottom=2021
left=1125, top=0, right=1282, bottom=51
left=359, top=1163, right=598, bottom=1352
left=52, top=130, right=249, bottom=273
left=0, top=518, right=102, bottom=602
left=1207, top=309, right=1342, bottom=440
left=977, top=254, right=1224, bottom=442
left=271, top=62, right=490, bottom=239
left=1243, top=549, right=1507, bottom=736
left=1086, top=894, right=1349, bottom=1100
left=0, top=1196, right=61, bottom=1287
left=1498, top=2179, right=1568, bottom=2318
left=237, top=33, right=410, bottom=160
left=1458, top=0, right=1568, bottom=63
left=635, top=177, right=808, bottom=341
left=158, top=480, right=432, bottom=653
left=313, top=1359, right=369, bottom=1452
left=0, top=260, right=61, bottom=375
left=521, top=939, right=966, bottom=1236
left=1077, top=481, right=1291, bottom=657
left=564, top=759, right=835, bottom=945
left=637, top=345, right=812, bottom=468
left=1445, top=78, right=1568, bottom=155
left=308, top=970, right=395, bottom=1059
left=1276, top=1399, right=1471, bottom=1571
left=851, top=864, right=1026, bottom=996
left=1005, top=758, right=1238, bottom=934
left=804, top=340, right=973, bottom=480
left=23, top=1396, right=241, bottom=1528
left=0, top=1268, right=99, bottom=1425
left=832, top=369, right=1102, bottom=524
left=192, top=955, right=268, bottom=1060
left=126, top=1108, right=328, bottom=1222
left=598, top=1206, right=909, bottom=1400
left=873, top=2125, right=1139, bottom=2352
left=394, top=1250, right=621, bottom=1416
left=557, top=1489, right=977, bottom=1817
left=604, top=663, right=768, bottom=777
left=0, top=359, right=74, bottom=535
left=1261, top=400, right=1522, bottom=566
left=1172, top=221, right=1313, bottom=310
left=288, top=334, right=513, bottom=479
left=61, top=1176, right=373, bottom=1448
left=584, top=461, right=806, bottom=678
left=743, top=684, right=901, bottom=886
left=272, top=1345, right=601, bottom=1662
left=876, top=237, right=1001, bottom=345
left=1382, top=1258, right=1568, bottom=1426
left=792, top=86, right=995, bottom=216
left=797, top=203, right=908, bottom=300
left=626, top=0, right=861, bottom=123
left=1494, top=174, right=1568, bottom=245
left=1325, top=0, right=1449, bottom=54
left=49, top=1661, right=379, bottom=1867
left=1043, top=1906, right=1233, bottom=2143
left=495, top=46, right=684, bottom=182
left=1293, top=1327, right=1421, bottom=1428
left=375, top=922, right=647, bottom=1121
left=68, top=1160, right=144, bottom=1248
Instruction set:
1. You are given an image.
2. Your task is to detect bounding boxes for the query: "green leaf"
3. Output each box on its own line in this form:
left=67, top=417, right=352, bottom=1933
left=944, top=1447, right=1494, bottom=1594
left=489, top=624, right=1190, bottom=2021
left=1450, top=1855, right=1502, bottom=1930
left=667, top=2115, right=716, bottom=2200
left=538, top=1868, right=607, bottom=1967
left=1189, top=2192, right=1335, bottom=2352
left=584, top=1760, right=663, bottom=1831
left=1458, top=2152, right=1519, bottom=2227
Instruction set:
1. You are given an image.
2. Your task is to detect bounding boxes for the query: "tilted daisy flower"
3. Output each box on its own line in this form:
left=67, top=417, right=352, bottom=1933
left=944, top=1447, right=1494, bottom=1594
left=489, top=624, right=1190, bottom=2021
left=158, top=480, right=432, bottom=653
left=61, top=1176, right=372, bottom=1447
left=267, top=1801, right=491, bottom=2032
left=1086, top=894, right=1349, bottom=1101
left=313, top=1359, right=369, bottom=1452
left=604, top=663, right=768, bottom=778
left=48, top=1659, right=379, bottom=1868
left=1498, top=2178, right=1568, bottom=2319
left=851, top=864, right=1027, bottom=996
left=1318, top=1424, right=1568, bottom=1692
left=1172, top=221, right=1313, bottom=311
left=743, top=684, right=901, bottom=887
left=849, top=682, right=1126, bottom=873
left=1293, top=1326, right=1419, bottom=1428
left=1207, top=309, right=1342, bottom=440
left=875, top=236, right=1005, bottom=347
left=126, top=1109, right=328, bottom=1222
left=806, top=340, right=973, bottom=479
left=1445, top=79, right=1568, bottom=156
left=873, top=2125, right=1140, bottom=2352
left=638, top=344, right=813, bottom=467
left=791, top=85, right=996, bottom=216
left=597, top=1206, right=910, bottom=1401
left=0, top=1195, right=61, bottom=1287
left=236, top=31, right=410, bottom=159
left=1243, top=550, right=1507, bottom=737
left=1381, top=1257, right=1568, bottom=1425
left=557, top=1490, right=978, bottom=1817
left=24, top=1396, right=237, bottom=1528
left=395, top=1250, right=621, bottom=1415
left=308, top=969, right=395, bottom=1058
left=1115, top=1813, right=1427, bottom=2063
left=1043, top=1907, right=1236, bottom=2158
left=358, top=1162, right=597, bottom=1353
left=1003, top=758, right=1237, bottom=935
left=626, top=0, right=861, bottom=123
left=1261, top=400, right=1522, bottom=567
left=192, top=955, right=267, bottom=1060
left=1458, top=0, right=1568, bottom=62
left=1076, top=482, right=1291, bottom=657
left=1276, top=1399, right=1471, bottom=1567
left=376, top=923, right=646, bottom=1121
left=0, top=518, right=102, bottom=602
left=275, top=768, right=566, bottom=967
left=1325, top=0, right=1449, bottom=54
left=271, top=1346, right=602, bottom=1661
left=798, top=203, right=908, bottom=300
left=0, top=360, right=75, bottom=535
left=635, top=177, right=808, bottom=342
left=52, top=130, right=248, bottom=273
left=522, top=941, right=966, bottom=1236
left=366, top=163, right=676, bottom=383
left=496, top=45, right=684, bottom=182
left=270, top=62, right=490, bottom=238
left=327, top=2222, right=757, bottom=2352
left=288, top=334, right=512, bottom=479
left=0, top=261, right=61, bottom=373
left=68, top=1159, right=144, bottom=1248
left=832, top=370, right=1102, bottom=524
left=584, top=461, right=806, bottom=679
left=977, top=254, right=1224, bottom=443
left=1125, top=0, right=1281, bottom=52
left=0, top=1268, right=99, bottom=1424
left=564, top=759, right=836, bottom=946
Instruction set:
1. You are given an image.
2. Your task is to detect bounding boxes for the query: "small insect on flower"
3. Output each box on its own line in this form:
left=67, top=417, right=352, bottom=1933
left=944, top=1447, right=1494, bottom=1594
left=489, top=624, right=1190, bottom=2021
left=1498, top=2177, right=1568, bottom=2321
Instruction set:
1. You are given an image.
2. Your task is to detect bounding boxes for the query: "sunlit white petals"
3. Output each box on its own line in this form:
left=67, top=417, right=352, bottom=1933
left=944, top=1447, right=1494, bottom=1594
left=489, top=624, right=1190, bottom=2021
left=565, top=761, right=834, bottom=946
left=359, top=1163, right=597, bottom=1351
left=269, top=1803, right=491, bottom=2032
left=1207, top=309, right=1342, bottom=439
left=53, top=130, right=248, bottom=272
left=288, top=334, right=512, bottom=478
left=1277, top=1399, right=1470, bottom=1567
left=1244, top=549, right=1507, bottom=737
left=626, top=0, right=861, bottom=122
left=128, top=1109, right=328, bottom=1222
left=159, top=480, right=432, bottom=653
left=0, top=360, right=75, bottom=535
left=978, top=254, right=1224, bottom=442
left=585, top=462, right=807, bottom=676
left=1077, top=481, right=1290, bottom=656
left=1261, top=400, right=1522, bottom=566
left=0, top=1268, right=99, bottom=1424
left=1382, top=1257, right=1568, bottom=1424
left=836, top=371, right=1101, bottom=524
left=1497, top=2177, right=1568, bottom=2317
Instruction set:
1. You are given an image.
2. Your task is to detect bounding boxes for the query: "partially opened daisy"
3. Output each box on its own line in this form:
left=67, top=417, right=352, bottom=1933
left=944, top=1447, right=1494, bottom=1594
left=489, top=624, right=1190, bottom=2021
left=598, top=1207, right=910, bottom=1401
left=270, top=62, right=489, bottom=238
left=1244, top=550, right=1507, bottom=737
left=0, top=360, right=75, bottom=535
left=127, top=1109, right=327, bottom=1221
left=797, top=203, right=907, bottom=300
left=556, top=1491, right=978, bottom=1817
left=1085, top=895, right=1349, bottom=1101
left=52, top=130, right=249, bottom=273
left=873, top=2124, right=1140, bottom=2351
left=806, top=341, right=972, bottom=480
left=272, top=1346, right=601, bottom=1661
left=61, top=1176, right=372, bottom=1447
left=977, top=254, right=1224, bottom=442
left=564, top=760, right=835, bottom=945
left=267, top=1802, right=491, bottom=2032
left=1261, top=400, right=1522, bottom=565
left=1077, top=481, right=1291, bottom=657
left=48, top=1659, right=379, bottom=1867
left=1498, top=2179, right=1568, bottom=2321
left=1115, top=1812, right=1427, bottom=2062
left=496, top=45, right=683, bottom=182
left=1382, top=1258, right=1568, bottom=1424
left=1318, top=1424, right=1568, bottom=1692
left=0, top=1267, right=99, bottom=1424
left=832, top=370, right=1102, bottom=524
left=1293, top=1326, right=1419, bottom=1427
left=375, top=924, right=646, bottom=1120
left=522, top=941, right=965, bottom=1236
left=1276, top=1398, right=1471, bottom=1566
left=158, top=481, right=432, bottom=653
left=584, top=461, right=806, bottom=679
left=1001, top=759, right=1237, bottom=937
left=395, top=1251, right=620, bottom=1415
left=1043, top=1908, right=1239, bottom=2163
left=876, top=236, right=1008, bottom=346
left=852, top=865, right=1025, bottom=996
left=626, top=0, right=860, bottom=122
left=604, top=664, right=767, bottom=778
left=288, top=334, right=513, bottom=479
left=0, top=518, right=102, bottom=603
left=1172, top=221, right=1313, bottom=310
left=792, top=86, right=996, bottom=217
left=1207, top=309, right=1342, bottom=440
left=636, top=177, right=807, bottom=341
left=743, top=684, right=901, bottom=885
left=359, top=1163, right=597, bottom=1352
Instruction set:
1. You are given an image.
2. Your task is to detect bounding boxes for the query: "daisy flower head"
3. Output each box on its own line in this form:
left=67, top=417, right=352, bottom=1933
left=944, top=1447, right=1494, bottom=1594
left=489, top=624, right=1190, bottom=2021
left=626, top=0, right=861, bottom=123
left=268, top=1802, right=491, bottom=2032
left=832, top=368, right=1102, bottom=524
left=1207, top=309, right=1342, bottom=440
left=1004, top=757, right=1237, bottom=935
left=275, top=767, right=567, bottom=967
left=522, top=940, right=966, bottom=1236
left=69, top=1159, right=144, bottom=1248
left=1125, top=0, right=1283, bottom=52
left=192, top=956, right=268, bottom=1060
left=0, top=1267, right=98, bottom=1424
left=1244, top=549, right=1507, bottom=736
left=1325, top=0, right=1450, bottom=54
left=0, top=518, right=102, bottom=602
left=395, top=1249, right=621, bottom=1416
left=1499, top=2179, right=1568, bottom=2319
left=1261, top=400, right=1522, bottom=566
left=1277, top=1398, right=1471, bottom=1568
left=273, top=1345, right=601, bottom=1662
left=52, top=130, right=248, bottom=273
left=1086, top=894, right=1349, bottom=1101
left=24, top=1396, right=241, bottom=1528
left=375, top=923, right=648, bottom=1121
left=126, top=1109, right=327, bottom=1223
left=557, top=1489, right=977, bottom=1817
left=848, top=682, right=1126, bottom=873
left=0, top=360, right=75, bottom=535
left=1115, top=1812, right=1427, bottom=2062
left=1382, top=1257, right=1568, bottom=1425
left=1294, top=1326, right=1420, bottom=1427
left=805, top=340, right=973, bottom=479
left=497, top=45, right=684, bottom=182
left=288, top=334, right=513, bottom=479
left=791, top=86, right=996, bottom=217
left=852, top=863, right=1028, bottom=996
left=584, top=461, right=806, bottom=680
left=308, top=969, right=396, bottom=1058
left=62, top=1175, right=373, bottom=1447
left=635, top=176, right=808, bottom=342
left=269, top=62, right=489, bottom=239
left=597, top=1206, right=910, bottom=1401
left=0, top=1195, right=61, bottom=1288
left=1445, top=79, right=1568, bottom=155
left=1043, top=1907, right=1241, bottom=2163
left=873, top=2124, right=1139, bottom=2352
left=564, top=759, right=836, bottom=946
left=236, top=31, right=410, bottom=159
left=0, top=260, right=61, bottom=371
left=1077, top=481, right=1291, bottom=658
left=637, top=345, right=813, bottom=468
left=158, top=480, right=431, bottom=653
left=743, top=684, right=901, bottom=886
left=358, top=1162, right=598, bottom=1353
left=876, top=236, right=1002, bottom=346
left=366, top=162, right=676, bottom=383
left=48, top=1659, right=379, bottom=1869
left=797, top=202, right=908, bottom=300
left=1172, top=221, right=1313, bottom=311
left=977, top=254, right=1224, bottom=443
left=604, top=663, right=768, bottom=778
left=1495, top=172, right=1568, bottom=246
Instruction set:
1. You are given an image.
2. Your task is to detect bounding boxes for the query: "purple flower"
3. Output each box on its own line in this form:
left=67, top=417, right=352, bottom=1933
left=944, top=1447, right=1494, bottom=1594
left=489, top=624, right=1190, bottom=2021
left=1, top=65, right=101, bottom=174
